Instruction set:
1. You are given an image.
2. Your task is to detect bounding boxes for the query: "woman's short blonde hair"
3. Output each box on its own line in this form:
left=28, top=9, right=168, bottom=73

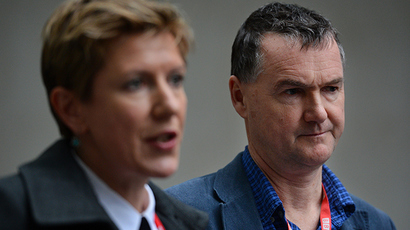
left=41, top=0, right=193, bottom=139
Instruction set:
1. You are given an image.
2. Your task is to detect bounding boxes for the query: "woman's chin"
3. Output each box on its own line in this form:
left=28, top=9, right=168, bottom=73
left=150, top=159, right=179, bottom=178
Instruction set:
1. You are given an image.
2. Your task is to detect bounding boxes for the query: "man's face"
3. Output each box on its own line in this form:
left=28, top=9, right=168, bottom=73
left=236, top=34, right=344, bottom=172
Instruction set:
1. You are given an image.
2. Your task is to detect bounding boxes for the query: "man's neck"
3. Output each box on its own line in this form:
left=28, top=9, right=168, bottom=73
left=250, top=150, right=324, bottom=230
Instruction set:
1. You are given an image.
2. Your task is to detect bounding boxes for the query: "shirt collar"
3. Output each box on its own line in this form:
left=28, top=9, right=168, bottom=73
left=241, top=146, right=355, bottom=229
left=242, top=146, right=286, bottom=229
left=73, top=152, right=157, bottom=230
left=321, top=164, right=355, bottom=227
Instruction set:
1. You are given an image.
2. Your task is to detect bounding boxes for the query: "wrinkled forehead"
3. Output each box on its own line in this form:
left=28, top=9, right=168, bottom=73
left=261, top=32, right=338, bottom=53
left=260, top=33, right=342, bottom=65
left=258, top=33, right=343, bottom=79
left=261, top=32, right=345, bottom=66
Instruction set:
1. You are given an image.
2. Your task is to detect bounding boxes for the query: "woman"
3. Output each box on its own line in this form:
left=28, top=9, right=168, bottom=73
left=0, top=0, right=208, bottom=229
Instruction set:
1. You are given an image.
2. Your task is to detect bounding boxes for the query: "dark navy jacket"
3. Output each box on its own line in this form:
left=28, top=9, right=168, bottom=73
left=0, top=139, right=208, bottom=230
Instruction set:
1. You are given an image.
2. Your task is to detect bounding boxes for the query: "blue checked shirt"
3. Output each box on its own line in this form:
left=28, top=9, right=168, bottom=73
left=242, top=146, right=355, bottom=230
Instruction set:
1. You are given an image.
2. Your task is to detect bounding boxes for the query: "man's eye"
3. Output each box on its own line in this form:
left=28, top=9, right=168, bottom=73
left=285, top=88, right=300, bottom=95
left=169, top=74, right=185, bottom=87
left=324, top=86, right=338, bottom=92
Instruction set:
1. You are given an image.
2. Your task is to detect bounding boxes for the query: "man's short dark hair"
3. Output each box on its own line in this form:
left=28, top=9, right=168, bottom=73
left=231, top=2, right=344, bottom=83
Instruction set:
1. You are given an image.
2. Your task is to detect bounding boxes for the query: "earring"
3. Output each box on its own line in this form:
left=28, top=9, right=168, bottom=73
left=71, top=137, right=80, bottom=148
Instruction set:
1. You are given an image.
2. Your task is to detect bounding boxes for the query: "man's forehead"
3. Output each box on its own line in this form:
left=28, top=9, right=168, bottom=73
left=260, top=34, right=341, bottom=67
left=260, top=33, right=339, bottom=55
left=255, top=34, right=343, bottom=87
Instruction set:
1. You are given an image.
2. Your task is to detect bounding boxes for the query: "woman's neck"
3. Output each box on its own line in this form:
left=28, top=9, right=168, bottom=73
left=76, top=145, right=150, bottom=212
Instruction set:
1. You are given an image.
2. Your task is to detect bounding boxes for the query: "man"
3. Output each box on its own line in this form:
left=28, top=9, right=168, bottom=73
left=166, top=2, right=395, bottom=230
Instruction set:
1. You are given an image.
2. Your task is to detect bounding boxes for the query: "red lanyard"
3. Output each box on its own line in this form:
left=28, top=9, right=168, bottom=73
left=154, top=213, right=166, bottom=230
left=319, top=184, right=331, bottom=230
left=286, top=184, right=331, bottom=230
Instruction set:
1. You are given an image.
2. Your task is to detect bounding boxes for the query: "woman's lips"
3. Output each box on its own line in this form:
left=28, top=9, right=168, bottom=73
left=146, top=132, right=178, bottom=151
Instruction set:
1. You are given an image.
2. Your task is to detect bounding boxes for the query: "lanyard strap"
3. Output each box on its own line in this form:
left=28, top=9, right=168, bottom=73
left=319, top=184, right=331, bottom=230
left=154, top=213, right=166, bottom=230
left=286, top=184, right=331, bottom=230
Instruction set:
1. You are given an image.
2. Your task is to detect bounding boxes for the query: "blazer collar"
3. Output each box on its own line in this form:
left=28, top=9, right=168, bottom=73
left=214, top=152, right=263, bottom=229
left=150, top=182, right=209, bottom=230
left=19, top=139, right=207, bottom=229
left=213, top=152, right=369, bottom=230
left=19, top=139, right=114, bottom=227
left=340, top=210, right=369, bottom=230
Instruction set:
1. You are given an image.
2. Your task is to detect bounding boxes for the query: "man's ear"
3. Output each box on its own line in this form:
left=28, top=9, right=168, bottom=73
left=229, top=75, right=247, bottom=119
left=50, top=87, right=87, bottom=135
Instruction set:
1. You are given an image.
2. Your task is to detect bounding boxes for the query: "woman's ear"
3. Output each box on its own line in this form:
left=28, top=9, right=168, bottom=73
left=50, top=87, right=87, bottom=135
left=229, top=75, right=247, bottom=119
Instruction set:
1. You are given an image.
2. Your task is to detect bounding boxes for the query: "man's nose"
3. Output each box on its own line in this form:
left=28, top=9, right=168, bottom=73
left=303, top=93, right=327, bottom=124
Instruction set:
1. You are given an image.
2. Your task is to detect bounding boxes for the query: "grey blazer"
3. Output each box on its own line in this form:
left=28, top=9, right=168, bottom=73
left=0, top=139, right=208, bottom=230
left=166, top=152, right=396, bottom=230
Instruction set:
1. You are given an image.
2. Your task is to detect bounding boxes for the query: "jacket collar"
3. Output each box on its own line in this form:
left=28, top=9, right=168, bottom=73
left=213, top=151, right=367, bottom=230
left=150, top=181, right=209, bottom=230
left=340, top=210, right=369, bottom=230
left=20, top=139, right=208, bottom=229
left=213, top=152, right=263, bottom=229
left=19, top=139, right=114, bottom=227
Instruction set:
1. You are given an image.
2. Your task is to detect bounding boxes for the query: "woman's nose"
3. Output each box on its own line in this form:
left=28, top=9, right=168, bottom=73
left=151, top=81, right=184, bottom=120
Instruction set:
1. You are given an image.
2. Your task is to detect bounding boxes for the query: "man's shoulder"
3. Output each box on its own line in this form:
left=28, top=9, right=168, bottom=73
left=166, top=152, right=246, bottom=204
left=150, top=182, right=209, bottom=230
left=166, top=172, right=218, bottom=205
left=349, top=194, right=394, bottom=220
left=343, top=193, right=396, bottom=229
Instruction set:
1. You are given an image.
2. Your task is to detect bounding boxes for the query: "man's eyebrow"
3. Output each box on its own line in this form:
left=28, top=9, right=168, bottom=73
left=326, top=77, right=344, bottom=85
left=273, top=79, right=308, bottom=92
left=273, top=77, right=344, bottom=92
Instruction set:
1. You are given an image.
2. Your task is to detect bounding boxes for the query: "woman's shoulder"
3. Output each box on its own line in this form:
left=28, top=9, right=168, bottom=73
left=0, top=173, right=30, bottom=229
left=0, top=173, right=25, bottom=197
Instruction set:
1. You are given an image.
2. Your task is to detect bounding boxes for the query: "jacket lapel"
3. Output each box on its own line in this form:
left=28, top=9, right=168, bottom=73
left=19, top=139, right=114, bottom=228
left=214, top=153, right=263, bottom=229
left=150, top=182, right=208, bottom=230
left=340, top=210, right=369, bottom=230
left=213, top=153, right=371, bottom=230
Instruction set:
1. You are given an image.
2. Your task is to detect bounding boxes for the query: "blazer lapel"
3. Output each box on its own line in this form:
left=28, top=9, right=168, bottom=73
left=150, top=182, right=208, bottom=230
left=19, top=139, right=114, bottom=227
left=214, top=153, right=263, bottom=230
left=340, top=210, right=369, bottom=230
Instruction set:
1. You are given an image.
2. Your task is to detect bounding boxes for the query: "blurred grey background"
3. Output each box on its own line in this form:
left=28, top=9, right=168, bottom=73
left=0, top=0, right=408, bottom=228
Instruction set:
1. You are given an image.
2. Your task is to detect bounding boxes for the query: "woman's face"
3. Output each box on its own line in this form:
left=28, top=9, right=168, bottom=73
left=77, top=32, right=187, bottom=181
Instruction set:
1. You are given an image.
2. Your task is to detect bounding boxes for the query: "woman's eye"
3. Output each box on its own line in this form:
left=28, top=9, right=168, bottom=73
left=169, top=74, right=185, bottom=87
left=124, top=78, right=143, bottom=90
